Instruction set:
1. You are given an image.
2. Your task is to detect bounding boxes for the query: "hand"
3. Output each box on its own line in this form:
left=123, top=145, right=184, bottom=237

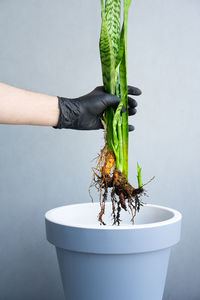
left=53, top=85, right=141, bottom=131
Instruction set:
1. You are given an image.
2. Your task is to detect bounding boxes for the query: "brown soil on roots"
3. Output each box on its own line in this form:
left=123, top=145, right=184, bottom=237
left=89, top=147, right=148, bottom=225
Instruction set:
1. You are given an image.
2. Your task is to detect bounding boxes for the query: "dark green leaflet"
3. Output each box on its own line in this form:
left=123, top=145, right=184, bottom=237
left=99, top=7, right=115, bottom=94
left=105, top=0, right=121, bottom=60
left=99, top=2, right=116, bottom=150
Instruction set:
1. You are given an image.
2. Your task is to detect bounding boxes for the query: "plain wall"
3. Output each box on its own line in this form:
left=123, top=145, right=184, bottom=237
left=0, top=0, right=199, bottom=299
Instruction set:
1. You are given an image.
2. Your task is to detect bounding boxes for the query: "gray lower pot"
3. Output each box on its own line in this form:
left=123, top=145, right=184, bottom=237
left=45, top=202, right=182, bottom=300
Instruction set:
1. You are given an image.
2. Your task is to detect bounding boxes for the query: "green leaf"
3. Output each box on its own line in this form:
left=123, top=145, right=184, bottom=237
left=137, top=162, right=143, bottom=188
left=99, top=6, right=115, bottom=94
left=105, top=0, right=121, bottom=60
left=120, top=43, right=128, bottom=177
left=115, top=24, right=124, bottom=69
left=118, top=0, right=132, bottom=178
left=113, top=101, right=124, bottom=171
left=112, top=101, right=123, bottom=150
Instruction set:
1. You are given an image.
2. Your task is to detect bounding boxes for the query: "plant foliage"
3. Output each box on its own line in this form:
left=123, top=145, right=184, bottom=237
left=100, top=0, right=133, bottom=178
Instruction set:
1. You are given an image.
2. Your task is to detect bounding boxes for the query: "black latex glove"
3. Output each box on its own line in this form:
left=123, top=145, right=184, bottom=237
left=53, top=86, right=141, bottom=131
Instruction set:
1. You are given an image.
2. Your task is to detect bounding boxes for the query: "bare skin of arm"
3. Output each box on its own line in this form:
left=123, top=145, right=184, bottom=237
left=0, top=82, right=59, bottom=126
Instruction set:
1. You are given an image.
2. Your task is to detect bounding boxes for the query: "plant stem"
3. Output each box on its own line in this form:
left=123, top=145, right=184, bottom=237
left=118, top=117, right=123, bottom=172
left=105, top=109, right=114, bottom=150
left=137, top=162, right=143, bottom=188
left=120, top=0, right=132, bottom=179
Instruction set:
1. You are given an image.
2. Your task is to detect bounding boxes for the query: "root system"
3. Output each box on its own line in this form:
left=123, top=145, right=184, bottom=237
left=89, top=147, right=153, bottom=225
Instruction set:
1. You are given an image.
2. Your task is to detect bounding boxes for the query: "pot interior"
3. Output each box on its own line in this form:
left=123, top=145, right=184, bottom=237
left=46, top=202, right=179, bottom=228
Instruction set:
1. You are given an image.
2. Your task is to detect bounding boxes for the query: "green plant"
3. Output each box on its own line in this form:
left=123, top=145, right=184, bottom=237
left=100, top=0, right=130, bottom=178
left=90, top=0, right=149, bottom=225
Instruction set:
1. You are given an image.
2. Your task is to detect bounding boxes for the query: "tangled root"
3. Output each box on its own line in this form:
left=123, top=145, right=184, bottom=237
left=111, top=169, right=145, bottom=225
left=89, top=147, right=153, bottom=225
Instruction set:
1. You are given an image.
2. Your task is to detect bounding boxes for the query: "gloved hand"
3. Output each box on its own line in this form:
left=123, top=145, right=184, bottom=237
left=53, top=85, right=141, bottom=131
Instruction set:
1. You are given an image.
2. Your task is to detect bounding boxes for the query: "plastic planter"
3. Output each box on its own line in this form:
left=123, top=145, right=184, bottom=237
left=45, top=202, right=182, bottom=300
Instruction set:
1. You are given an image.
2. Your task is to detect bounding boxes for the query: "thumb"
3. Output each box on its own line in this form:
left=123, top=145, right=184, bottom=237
left=103, top=93, right=120, bottom=108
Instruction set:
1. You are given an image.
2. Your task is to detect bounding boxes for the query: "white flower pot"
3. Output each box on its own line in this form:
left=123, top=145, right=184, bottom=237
left=45, top=202, right=182, bottom=300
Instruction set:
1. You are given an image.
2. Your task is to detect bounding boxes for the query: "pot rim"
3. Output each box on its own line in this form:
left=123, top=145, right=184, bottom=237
left=45, top=202, right=182, bottom=230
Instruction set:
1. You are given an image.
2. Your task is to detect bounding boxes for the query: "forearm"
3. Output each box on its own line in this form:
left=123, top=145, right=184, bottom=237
left=0, top=82, right=59, bottom=126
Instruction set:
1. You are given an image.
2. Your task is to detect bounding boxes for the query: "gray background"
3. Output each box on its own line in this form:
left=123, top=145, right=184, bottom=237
left=0, top=0, right=199, bottom=299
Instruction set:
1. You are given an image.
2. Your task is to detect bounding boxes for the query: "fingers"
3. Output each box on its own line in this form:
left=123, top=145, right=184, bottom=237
left=101, top=88, right=140, bottom=120
left=99, top=113, right=135, bottom=132
left=128, top=85, right=142, bottom=96
left=104, top=94, right=120, bottom=108
left=128, top=125, right=135, bottom=132
left=101, top=85, right=141, bottom=109
left=128, top=108, right=137, bottom=116
left=128, top=96, right=137, bottom=115
left=99, top=122, right=135, bottom=132
left=106, top=96, right=137, bottom=115
left=128, top=96, right=137, bottom=108
left=97, top=85, right=142, bottom=96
